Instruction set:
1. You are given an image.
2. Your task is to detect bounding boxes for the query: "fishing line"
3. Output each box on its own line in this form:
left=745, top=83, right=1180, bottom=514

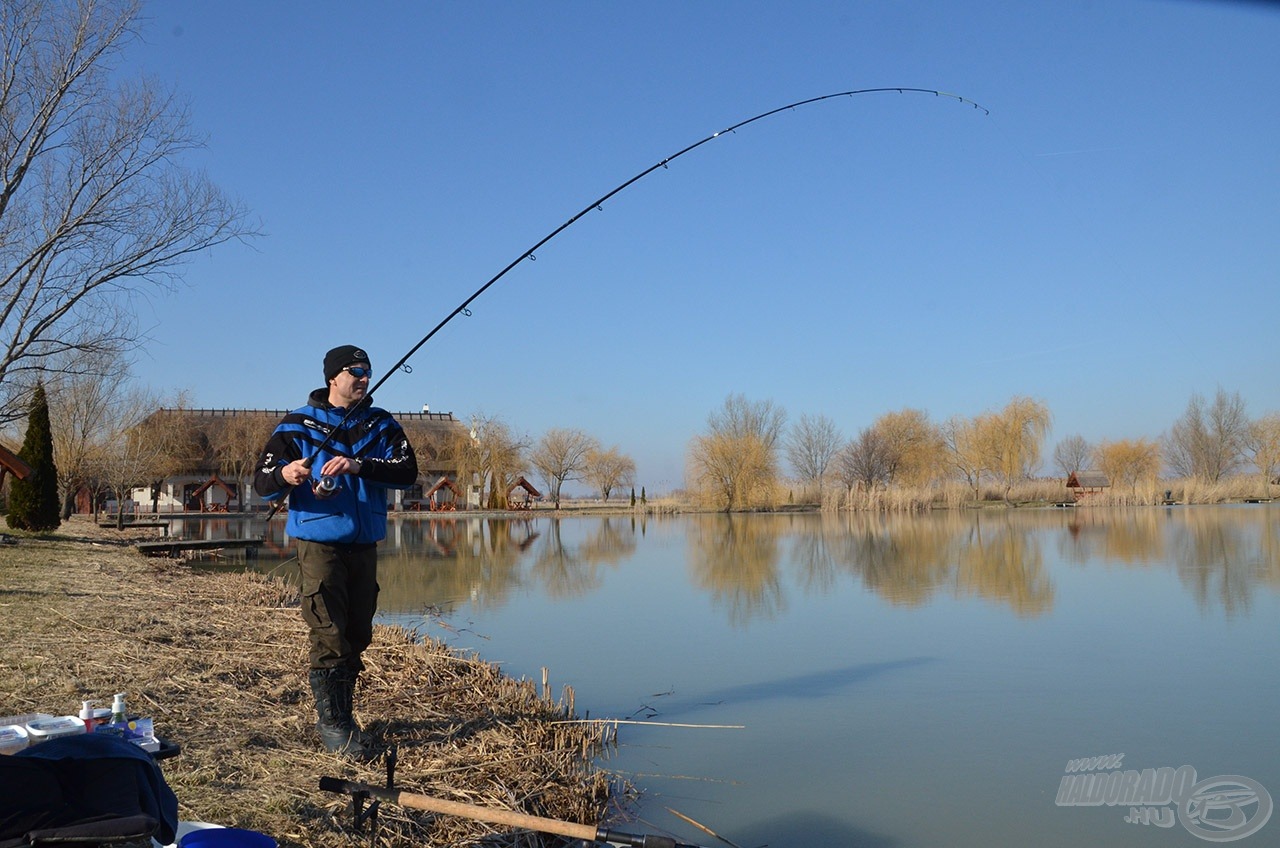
left=266, top=87, right=988, bottom=516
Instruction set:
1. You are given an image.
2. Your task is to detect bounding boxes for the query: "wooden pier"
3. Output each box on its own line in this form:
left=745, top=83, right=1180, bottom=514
left=100, top=521, right=170, bottom=535
left=136, top=538, right=262, bottom=557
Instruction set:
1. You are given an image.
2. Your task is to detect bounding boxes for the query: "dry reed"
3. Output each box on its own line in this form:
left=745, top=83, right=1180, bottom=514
left=0, top=517, right=627, bottom=847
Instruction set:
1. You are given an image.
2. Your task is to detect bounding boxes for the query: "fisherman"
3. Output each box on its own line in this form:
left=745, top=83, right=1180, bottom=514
left=254, top=345, right=418, bottom=758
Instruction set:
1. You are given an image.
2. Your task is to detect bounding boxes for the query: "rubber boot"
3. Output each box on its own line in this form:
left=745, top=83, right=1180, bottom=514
left=333, top=667, right=375, bottom=749
left=308, top=669, right=372, bottom=759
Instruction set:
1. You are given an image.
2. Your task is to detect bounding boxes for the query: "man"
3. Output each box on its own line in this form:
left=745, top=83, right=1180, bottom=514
left=254, top=344, right=418, bottom=758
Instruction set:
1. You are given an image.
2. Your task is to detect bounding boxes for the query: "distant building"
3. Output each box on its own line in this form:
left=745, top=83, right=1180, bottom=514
left=1065, top=471, right=1110, bottom=502
left=109, top=407, right=469, bottom=514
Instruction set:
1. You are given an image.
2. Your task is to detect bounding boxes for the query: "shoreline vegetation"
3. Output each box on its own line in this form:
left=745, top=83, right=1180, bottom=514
left=476, top=475, right=1275, bottom=517
left=0, top=517, right=624, bottom=847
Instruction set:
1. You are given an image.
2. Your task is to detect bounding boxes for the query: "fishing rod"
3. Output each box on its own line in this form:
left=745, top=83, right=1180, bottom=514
left=267, top=87, right=987, bottom=516
left=320, top=775, right=707, bottom=848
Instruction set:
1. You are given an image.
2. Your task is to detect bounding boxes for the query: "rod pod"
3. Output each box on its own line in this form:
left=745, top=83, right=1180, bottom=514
left=319, top=776, right=702, bottom=848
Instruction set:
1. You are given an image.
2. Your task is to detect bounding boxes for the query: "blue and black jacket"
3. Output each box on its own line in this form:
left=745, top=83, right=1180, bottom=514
left=254, top=389, right=418, bottom=545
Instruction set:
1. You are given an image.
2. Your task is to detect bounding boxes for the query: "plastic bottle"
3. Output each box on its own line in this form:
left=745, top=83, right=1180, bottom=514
left=80, top=700, right=98, bottom=731
left=110, top=693, right=127, bottom=725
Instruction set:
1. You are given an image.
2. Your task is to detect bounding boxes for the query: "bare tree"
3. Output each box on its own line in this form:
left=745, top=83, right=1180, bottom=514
left=834, top=427, right=893, bottom=496
left=1053, top=434, right=1092, bottom=478
left=209, top=413, right=277, bottom=510
left=583, top=445, right=635, bottom=502
left=710, top=393, right=787, bottom=451
left=529, top=428, right=599, bottom=509
left=785, top=413, right=842, bottom=498
left=1245, top=413, right=1280, bottom=498
left=1163, top=388, right=1249, bottom=482
left=400, top=421, right=442, bottom=480
left=136, top=399, right=204, bottom=513
left=0, top=0, right=253, bottom=418
left=942, top=414, right=994, bottom=500
left=45, top=351, right=131, bottom=517
left=88, top=387, right=175, bottom=526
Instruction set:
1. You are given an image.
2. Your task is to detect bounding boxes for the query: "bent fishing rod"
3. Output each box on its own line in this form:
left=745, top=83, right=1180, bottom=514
left=267, top=87, right=988, bottom=517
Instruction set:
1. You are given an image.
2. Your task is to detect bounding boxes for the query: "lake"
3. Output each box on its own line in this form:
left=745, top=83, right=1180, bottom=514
left=211, top=506, right=1280, bottom=847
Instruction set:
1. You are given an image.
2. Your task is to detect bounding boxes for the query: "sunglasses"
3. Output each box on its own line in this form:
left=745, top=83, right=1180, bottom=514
left=342, top=366, right=372, bottom=379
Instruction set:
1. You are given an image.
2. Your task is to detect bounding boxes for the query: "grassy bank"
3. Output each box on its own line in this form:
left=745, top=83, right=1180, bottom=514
left=0, top=517, right=621, bottom=847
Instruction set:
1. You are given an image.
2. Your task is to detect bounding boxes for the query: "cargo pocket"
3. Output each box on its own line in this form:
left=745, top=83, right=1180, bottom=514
left=300, top=574, right=334, bottom=637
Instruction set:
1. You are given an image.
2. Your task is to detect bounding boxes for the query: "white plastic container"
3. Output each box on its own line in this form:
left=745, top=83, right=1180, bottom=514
left=0, top=723, right=28, bottom=754
left=25, top=715, right=86, bottom=743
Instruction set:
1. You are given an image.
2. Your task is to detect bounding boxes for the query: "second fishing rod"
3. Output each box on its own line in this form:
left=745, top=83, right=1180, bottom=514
left=266, top=86, right=988, bottom=516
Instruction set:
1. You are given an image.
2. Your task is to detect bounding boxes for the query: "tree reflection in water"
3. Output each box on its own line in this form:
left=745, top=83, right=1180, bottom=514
left=240, top=506, right=1279, bottom=624
left=687, top=515, right=786, bottom=626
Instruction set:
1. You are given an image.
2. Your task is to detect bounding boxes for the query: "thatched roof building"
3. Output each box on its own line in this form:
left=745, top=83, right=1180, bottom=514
left=120, top=407, right=469, bottom=513
left=1066, top=471, right=1110, bottom=501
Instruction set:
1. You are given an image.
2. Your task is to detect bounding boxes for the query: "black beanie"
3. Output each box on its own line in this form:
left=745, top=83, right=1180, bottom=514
left=323, top=345, right=370, bottom=382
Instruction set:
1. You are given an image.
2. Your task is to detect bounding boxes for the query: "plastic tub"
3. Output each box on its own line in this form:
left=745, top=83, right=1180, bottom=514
left=0, top=723, right=28, bottom=754
left=179, top=827, right=277, bottom=848
left=24, top=715, right=86, bottom=743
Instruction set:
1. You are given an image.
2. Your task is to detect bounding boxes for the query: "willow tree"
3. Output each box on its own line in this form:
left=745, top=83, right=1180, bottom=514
left=688, top=395, right=786, bottom=511
left=447, top=415, right=527, bottom=510
left=688, top=430, right=773, bottom=512
left=0, top=0, right=253, bottom=419
left=872, top=408, right=946, bottom=489
left=1094, top=438, right=1161, bottom=498
left=983, top=396, right=1053, bottom=500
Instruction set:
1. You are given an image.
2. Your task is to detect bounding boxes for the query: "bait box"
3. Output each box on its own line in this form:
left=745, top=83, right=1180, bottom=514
left=0, top=724, right=28, bottom=754
left=25, top=715, right=87, bottom=743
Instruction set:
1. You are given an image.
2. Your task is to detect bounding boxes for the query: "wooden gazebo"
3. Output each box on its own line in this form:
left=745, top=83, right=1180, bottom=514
left=506, top=476, right=542, bottom=509
left=186, top=474, right=238, bottom=512
left=1066, top=471, right=1110, bottom=501
left=422, top=476, right=465, bottom=511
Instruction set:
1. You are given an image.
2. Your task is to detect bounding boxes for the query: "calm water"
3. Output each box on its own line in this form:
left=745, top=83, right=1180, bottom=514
left=210, top=506, right=1280, bottom=847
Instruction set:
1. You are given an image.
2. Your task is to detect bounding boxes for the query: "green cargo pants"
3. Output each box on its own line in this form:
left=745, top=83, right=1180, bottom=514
left=297, top=539, right=379, bottom=672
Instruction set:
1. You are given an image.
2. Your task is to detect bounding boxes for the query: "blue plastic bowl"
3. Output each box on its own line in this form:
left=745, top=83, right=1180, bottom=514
left=179, top=827, right=277, bottom=848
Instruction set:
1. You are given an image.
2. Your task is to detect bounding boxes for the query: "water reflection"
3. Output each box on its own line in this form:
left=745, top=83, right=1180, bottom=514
left=688, top=515, right=787, bottom=624
left=1169, top=506, right=1280, bottom=615
left=209, top=505, right=1279, bottom=622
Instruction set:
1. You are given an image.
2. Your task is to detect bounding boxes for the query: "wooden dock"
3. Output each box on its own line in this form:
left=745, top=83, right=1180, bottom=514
left=136, top=538, right=262, bottom=557
left=100, top=521, right=170, bottom=535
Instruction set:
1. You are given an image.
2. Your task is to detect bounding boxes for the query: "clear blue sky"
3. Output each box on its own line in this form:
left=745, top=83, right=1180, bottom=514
left=126, top=0, right=1279, bottom=493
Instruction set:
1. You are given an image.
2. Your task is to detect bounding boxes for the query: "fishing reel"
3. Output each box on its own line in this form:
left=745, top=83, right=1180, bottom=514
left=312, top=475, right=340, bottom=498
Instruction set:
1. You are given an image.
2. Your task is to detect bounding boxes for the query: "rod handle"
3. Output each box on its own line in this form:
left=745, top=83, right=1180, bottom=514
left=320, top=777, right=597, bottom=842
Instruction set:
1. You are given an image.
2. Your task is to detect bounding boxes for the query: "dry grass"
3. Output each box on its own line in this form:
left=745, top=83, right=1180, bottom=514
left=0, top=517, right=625, bottom=847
